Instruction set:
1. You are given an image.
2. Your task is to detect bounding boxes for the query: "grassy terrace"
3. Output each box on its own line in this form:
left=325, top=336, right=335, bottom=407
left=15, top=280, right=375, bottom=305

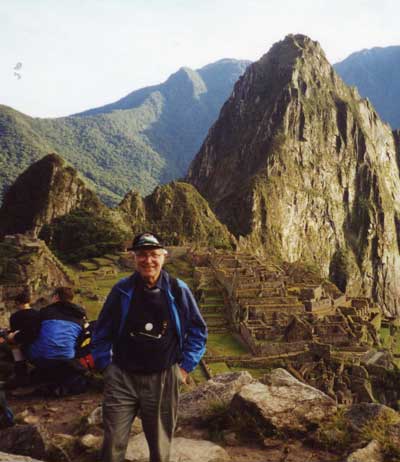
left=206, top=333, right=248, bottom=357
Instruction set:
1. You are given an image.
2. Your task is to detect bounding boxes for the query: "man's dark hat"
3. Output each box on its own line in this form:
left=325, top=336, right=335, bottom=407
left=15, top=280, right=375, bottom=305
left=128, top=232, right=165, bottom=251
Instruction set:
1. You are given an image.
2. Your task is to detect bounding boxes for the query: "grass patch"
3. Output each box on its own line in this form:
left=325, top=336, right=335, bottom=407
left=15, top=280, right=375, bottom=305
left=359, top=411, right=400, bottom=460
left=315, top=408, right=353, bottom=453
left=104, top=254, right=120, bottom=261
left=391, top=330, right=400, bottom=355
left=80, top=300, right=102, bottom=320
left=75, top=270, right=132, bottom=320
left=209, top=362, right=231, bottom=376
left=206, top=333, right=249, bottom=357
left=201, top=303, right=224, bottom=309
left=190, top=364, right=208, bottom=384
left=92, top=257, right=116, bottom=266
left=79, top=261, right=98, bottom=271
left=164, top=257, right=193, bottom=279
left=228, top=366, right=270, bottom=380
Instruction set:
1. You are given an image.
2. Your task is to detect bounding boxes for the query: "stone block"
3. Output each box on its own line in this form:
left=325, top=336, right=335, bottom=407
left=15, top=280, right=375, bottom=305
left=178, top=371, right=253, bottom=424
left=231, top=368, right=337, bottom=433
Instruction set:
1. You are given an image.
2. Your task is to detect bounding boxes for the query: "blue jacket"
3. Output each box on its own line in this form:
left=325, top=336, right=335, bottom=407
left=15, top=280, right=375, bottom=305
left=91, top=270, right=207, bottom=372
left=28, top=301, right=86, bottom=360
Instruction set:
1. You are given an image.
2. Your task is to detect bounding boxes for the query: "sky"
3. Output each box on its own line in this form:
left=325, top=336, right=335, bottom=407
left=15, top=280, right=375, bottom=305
left=1, top=0, right=399, bottom=118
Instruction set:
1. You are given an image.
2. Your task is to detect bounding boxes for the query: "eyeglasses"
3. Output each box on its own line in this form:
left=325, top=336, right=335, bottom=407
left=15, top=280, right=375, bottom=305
left=134, top=250, right=165, bottom=260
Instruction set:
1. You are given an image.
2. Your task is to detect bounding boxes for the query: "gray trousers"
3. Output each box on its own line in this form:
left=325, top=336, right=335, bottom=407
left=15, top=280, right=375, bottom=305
left=101, top=363, right=181, bottom=462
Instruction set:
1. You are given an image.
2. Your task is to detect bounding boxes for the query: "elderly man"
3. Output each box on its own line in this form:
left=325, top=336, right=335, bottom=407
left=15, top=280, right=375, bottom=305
left=92, top=232, right=207, bottom=462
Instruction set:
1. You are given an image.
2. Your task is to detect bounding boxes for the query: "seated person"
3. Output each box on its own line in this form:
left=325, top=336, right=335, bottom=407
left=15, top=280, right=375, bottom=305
left=27, top=287, right=88, bottom=394
left=6, top=289, right=40, bottom=388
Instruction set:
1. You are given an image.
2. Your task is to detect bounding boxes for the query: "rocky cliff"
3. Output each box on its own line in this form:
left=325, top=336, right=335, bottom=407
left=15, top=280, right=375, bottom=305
left=0, top=154, right=104, bottom=238
left=0, top=155, right=234, bottom=252
left=118, top=182, right=235, bottom=248
left=0, top=234, right=74, bottom=326
left=187, top=34, right=400, bottom=316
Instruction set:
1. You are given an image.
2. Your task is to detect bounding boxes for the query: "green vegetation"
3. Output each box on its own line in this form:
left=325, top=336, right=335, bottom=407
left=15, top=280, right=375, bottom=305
left=315, top=408, right=353, bottom=452
left=40, top=209, right=129, bottom=264
left=75, top=270, right=132, bottom=320
left=142, top=182, right=235, bottom=250
left=208, top=362, right=231, bottom=375
left=0, top=240, right=19, bottom=282
left=0, top=60, right=249, bottom=206
left=380, top=327, right=392, bottom=349
left=206, top=333, right=249, bottom=357
left=359, top=410, right=400, bottom=460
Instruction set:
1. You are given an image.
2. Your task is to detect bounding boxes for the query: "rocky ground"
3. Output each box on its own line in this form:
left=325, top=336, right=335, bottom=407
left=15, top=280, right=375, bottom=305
left=4, top=390, right=341, bottom=462
left=2, top=369, right=399, bottom=462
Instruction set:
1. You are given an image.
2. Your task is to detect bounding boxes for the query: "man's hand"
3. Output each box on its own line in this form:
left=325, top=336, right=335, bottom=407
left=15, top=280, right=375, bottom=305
left=179, top=367, right=189, bottom=384
left=6, top=331, right=18, bottom=344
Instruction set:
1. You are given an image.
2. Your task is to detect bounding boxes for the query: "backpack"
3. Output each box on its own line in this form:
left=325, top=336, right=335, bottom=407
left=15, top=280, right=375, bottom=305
left=76, top=320, right=96, bottom=369
left=170, top=277, right=183, bottom=311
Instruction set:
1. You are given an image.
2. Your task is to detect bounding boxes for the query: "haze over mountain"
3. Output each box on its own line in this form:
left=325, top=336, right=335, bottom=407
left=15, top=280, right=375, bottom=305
left=0, top=59, right=249, bottom=206
left=188, top=34, right=400, bottom=316
left=334, top=46, right=400, bottom=129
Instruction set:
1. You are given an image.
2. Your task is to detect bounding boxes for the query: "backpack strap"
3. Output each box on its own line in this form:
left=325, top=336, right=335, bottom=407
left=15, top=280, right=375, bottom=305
left=170, top=277, right=183, bottom=310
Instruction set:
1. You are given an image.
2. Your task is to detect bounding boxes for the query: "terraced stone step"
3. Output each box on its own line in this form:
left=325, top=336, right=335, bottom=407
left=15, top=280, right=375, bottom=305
left=200, top=288, right=224, bottom=297
left=208, top=327, right=230, bottom=334
left=236, top=280, right=286, bottom=289
left=206, top=318, right=228, bottom=328
left=200, top=301, right=224, bottom=308
left=235, top=287, right=285, bottom=297
left=200, top=307, right=225, bottom=315
left=202, top=312, right=225, bottom=319
left=236, top=281, right=285, bottom=292
left=247, top=303, right=306, bottom=312
left=238, top=296, right=299, bottom=305
left=200, top=300, right=225, bottom=307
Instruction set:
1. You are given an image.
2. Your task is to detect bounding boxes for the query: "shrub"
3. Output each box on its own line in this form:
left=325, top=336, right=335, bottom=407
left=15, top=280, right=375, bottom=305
left=39, top=209, right=129, bottom=263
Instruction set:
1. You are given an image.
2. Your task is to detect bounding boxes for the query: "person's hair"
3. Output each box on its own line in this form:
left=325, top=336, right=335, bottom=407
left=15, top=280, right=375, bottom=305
left=53, top=287, right=74, bottom=302
left=15, top=289, right=31, bottom=305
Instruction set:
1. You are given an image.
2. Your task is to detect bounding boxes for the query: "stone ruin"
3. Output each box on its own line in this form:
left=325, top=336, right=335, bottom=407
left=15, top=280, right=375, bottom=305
left=0, top=234, right=74, bottom=326
left=188, top=249, right=399, bottom=407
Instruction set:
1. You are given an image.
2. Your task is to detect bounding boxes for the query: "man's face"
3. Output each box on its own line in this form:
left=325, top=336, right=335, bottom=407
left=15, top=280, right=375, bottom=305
left=134, top=248, right=166, bottom=282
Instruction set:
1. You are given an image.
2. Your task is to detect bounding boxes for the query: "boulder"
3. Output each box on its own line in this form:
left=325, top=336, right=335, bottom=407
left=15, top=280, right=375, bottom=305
left=178, top=371, right=253, bottom=424
left=346, top=440, right=383, bottom=462
left=0, top=452, right=45, bottom=462
left=125, top=433, right=231, bottom=462
left=47, top=433, right=77, bottom=462
left=344, top=403, right=400, bottom=431
left=0, top=424, right=48, bottom=460
left=231, top=368, right=337, bottom=433
left=80, top=433, right=102, bottom=451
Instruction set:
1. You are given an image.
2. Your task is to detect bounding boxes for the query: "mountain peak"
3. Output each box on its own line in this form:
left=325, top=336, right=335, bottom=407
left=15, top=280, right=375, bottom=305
left=187, top=35, right=337, bottom=203
left=164, top=67, right=207, bottom=99
left=0, top=154, right=102, bottom=238
left=187, top=35, right=400, bottom=316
